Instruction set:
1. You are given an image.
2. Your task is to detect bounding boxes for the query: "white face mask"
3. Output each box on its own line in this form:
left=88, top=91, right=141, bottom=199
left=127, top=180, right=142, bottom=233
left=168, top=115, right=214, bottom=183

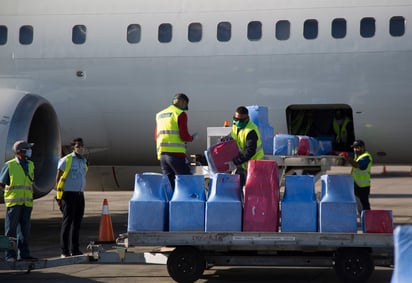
left=25, top=149, right=32, bottom=158
left=74, top=147, right=84, bottom=156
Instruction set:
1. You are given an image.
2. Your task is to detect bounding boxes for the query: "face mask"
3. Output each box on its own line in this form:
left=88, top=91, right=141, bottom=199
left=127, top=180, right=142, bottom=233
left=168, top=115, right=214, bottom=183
left=25, top=149, right=32, bottom=158
left=74, top=147, right=84, bottom=156
left=233, top=120, right=248, bottom=129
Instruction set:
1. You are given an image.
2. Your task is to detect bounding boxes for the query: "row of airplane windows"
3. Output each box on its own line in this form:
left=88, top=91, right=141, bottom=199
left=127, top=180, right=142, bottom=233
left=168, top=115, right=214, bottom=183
left=0, top=16, right=406, bottom=46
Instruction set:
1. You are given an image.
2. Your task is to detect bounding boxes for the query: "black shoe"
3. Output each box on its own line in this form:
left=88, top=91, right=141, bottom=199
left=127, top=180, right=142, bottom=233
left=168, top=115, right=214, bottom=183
left=71, top=251, right=83, bottom=256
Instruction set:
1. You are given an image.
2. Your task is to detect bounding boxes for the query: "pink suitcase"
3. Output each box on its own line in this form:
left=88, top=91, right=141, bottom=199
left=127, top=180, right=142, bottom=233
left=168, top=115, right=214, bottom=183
left=243, top=160, right=280, bottom=232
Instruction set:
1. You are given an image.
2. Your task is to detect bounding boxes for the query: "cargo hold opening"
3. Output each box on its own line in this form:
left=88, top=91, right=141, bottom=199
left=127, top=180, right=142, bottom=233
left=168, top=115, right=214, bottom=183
left=286, top=104, right=355, bottom=152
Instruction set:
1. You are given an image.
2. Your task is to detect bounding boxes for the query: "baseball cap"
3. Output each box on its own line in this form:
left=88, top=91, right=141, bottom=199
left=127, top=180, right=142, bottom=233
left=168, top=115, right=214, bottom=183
left=174, top=93, right=189, bottom=103
left=13, top=140, right=34, bottom=153
left=351, top=139, right=365, bottom=147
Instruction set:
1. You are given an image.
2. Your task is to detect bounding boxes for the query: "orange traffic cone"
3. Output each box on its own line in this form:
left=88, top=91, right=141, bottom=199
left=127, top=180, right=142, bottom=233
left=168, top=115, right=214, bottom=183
left=97, top=198, right=115, bottom=243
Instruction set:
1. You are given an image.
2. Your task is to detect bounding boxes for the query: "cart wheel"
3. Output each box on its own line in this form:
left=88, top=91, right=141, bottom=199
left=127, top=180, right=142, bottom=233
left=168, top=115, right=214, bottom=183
left=167, top=246, right=206, bottom=283
left=334, top=248, right=374, bottom=283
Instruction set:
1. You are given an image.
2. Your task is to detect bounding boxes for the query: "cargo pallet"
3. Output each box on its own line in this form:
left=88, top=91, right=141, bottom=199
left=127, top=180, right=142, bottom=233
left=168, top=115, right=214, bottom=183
left=206, top=126, right=343, bottom=186
left=120, top=231, right=393, bottom=283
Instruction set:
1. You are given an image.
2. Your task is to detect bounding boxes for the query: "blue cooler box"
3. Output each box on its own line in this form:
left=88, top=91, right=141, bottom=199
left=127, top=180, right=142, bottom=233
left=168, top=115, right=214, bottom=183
left=319, top=174, right=357, bottom=233
left=128, top=173, right=170, bottom=231
left=205, top=173, right=242, bottom=231
left=169, top=175, right=206, bottom=231
left=281, top=175, right=317, bottom=232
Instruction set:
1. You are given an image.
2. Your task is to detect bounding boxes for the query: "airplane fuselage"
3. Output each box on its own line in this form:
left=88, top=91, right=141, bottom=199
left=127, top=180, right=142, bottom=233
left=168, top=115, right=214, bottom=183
left=1, top=0, right=411, bottom=195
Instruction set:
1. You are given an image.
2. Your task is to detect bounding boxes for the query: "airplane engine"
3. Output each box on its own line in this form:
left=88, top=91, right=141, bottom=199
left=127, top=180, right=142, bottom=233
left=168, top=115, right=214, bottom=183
left=0, top=91, right=60, bottom=200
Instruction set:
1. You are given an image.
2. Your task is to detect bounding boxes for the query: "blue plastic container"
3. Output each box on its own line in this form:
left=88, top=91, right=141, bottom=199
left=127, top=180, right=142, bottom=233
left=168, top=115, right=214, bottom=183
left=169, top=175, right=206, bottom=231
left=391, top=225, right=412, bottom=283
left=247, top=105, right=274, bottom=155
left=273, top=134, right=299, bottom=155
left=281, top=175, right=317, bottom=232
left=128, top=173, right=171, bottom=231
left=247, top=105, right=269, bottom=126
left=205, top=173, right=242, bottom=231
left=319, top=174, right=357, bottom=233
left=317, top=137, right=333, bottom=155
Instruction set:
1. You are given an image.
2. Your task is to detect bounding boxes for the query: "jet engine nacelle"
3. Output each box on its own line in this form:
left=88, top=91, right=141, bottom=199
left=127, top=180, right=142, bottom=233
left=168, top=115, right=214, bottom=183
left=0, top=90, right=60, bottom=200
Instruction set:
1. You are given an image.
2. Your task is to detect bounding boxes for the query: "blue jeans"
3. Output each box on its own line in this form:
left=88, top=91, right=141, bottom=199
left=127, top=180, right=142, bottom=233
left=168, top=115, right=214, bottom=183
left=160, top=153, right=192, bottom=189
left=5, top=205, right=33, bottom=259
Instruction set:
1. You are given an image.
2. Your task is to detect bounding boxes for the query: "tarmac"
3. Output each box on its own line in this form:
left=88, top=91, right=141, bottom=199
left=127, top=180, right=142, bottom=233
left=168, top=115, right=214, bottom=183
left=0, top=165, right=411, bottom=283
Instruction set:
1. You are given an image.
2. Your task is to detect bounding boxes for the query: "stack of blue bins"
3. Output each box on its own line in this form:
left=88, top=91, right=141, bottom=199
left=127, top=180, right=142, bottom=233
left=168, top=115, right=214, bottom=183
left=319, top=174, right=357, bottom=233
left=128, top=173, right=171, bottom=231
left=169, top=175, right=206, bottom=231
left=391, top=225, right=412, bottom=283
left=247, top=105, right=274, bottom=155
left=205, top=173, right=242, bottom=232
left=281, top=175, right=317, bottom=232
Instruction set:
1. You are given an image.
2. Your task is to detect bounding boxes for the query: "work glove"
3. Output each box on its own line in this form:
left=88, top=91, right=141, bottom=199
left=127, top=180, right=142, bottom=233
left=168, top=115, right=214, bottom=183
left=192, top=133, right=198, bottom=141
left=339, top=152, right=349, bottom=159
left=220, top=135, right=233, bottom=143
left=224, top=161, right=237, bottom=172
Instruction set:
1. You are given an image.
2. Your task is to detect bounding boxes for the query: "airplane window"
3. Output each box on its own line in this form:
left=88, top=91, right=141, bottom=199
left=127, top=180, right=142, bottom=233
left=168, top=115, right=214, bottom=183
left=276, top=20, right=290, bottom=40
left=0, top=25, right=7, bottom=45
left=19, top=25, right=33, bottom=45
left=127, top=24, right=141, bottom=44
left=360, top=17, right=375, bottom=38
left=331, top=18, right=346, bottom=39
left=72, top=25, right=86, bottom=44
left=188, top=22, right=202, bottom=42
left=158, top=23, right=172, bottom=43
left=217, top=22, right=231, bottom=42
left=248, top=21, right=262, bottom=41
left=390, top=16, right=405, bottom=37
left=304, top=19, right=318, bottom=39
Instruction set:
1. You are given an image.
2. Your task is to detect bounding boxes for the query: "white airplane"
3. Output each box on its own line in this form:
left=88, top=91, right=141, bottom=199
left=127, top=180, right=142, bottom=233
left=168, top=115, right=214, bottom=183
left=0, top=0, right=411, bottom=199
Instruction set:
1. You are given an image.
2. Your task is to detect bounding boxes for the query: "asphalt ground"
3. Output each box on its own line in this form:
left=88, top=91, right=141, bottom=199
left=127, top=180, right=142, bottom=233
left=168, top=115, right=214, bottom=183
left=0, top=165, right=411, bottom=283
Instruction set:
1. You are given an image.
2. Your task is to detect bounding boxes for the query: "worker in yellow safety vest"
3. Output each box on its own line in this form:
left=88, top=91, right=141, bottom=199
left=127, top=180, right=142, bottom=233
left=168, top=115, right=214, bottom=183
left=56, top=137, right=88, bottom=258
left=333, top=110, right=354, bottom=151
left=0, top=140, right=36, bottom=262
left=155, top=93, right=198, bottom=189
left=224, top=106, right=264, bottom=186
left=339, top=139, right=372, bottom=213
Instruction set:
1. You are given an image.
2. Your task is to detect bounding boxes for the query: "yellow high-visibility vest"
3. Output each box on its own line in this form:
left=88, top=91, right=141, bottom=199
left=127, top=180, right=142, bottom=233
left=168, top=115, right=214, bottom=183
left=231, top=121, right=264, bottom=169
left=333, top=117, right=351, bottom=143
left=56, top=154, right=88, bottom=200
left=4, top=159, right=34, bottom=207
left=351, top=151, right=373, bottom=188
left=156, top=105, right=186, bottom=159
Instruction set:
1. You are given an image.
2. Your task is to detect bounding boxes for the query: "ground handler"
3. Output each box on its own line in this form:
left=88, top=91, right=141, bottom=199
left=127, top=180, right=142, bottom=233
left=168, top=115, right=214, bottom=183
left=0, top=140, right=37, bottom=262
left=339, top=139, right=373, bottom=212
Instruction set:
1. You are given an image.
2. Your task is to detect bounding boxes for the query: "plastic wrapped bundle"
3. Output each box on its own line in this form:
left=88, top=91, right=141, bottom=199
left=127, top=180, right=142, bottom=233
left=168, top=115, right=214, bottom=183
left=281, top=175, right=317, bottom=232
left=319, top=174, right=357, bottom=233
left=243, top=160, right=280, bottom=232
left=204, top=140, right=240, bottom=174
left=274, top=134, right=299, bottom=155
left=128, top=173, right=171, bottom=231
left=205, top=173, right=242, bottom=231
left=169, top=175, right=206, bottom=231
left=361, top=210, right=393, bottom=233
left=247, top=105, right=274, bottom=155
left=391, top=225, right=412, bottom=283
